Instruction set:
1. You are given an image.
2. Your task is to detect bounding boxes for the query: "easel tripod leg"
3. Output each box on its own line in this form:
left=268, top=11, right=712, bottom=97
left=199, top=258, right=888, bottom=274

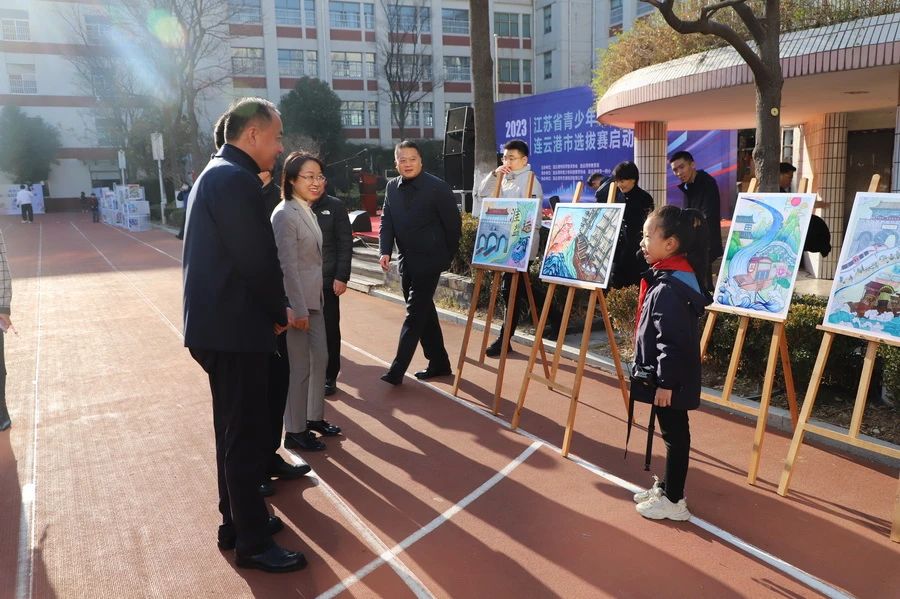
left=453, top=268, right=484, bottom=396
left=748, top=322, right=783, bottom=484
left=493, top=272, right=520, bottom=414
left=561, top=290, right=598, bottom=457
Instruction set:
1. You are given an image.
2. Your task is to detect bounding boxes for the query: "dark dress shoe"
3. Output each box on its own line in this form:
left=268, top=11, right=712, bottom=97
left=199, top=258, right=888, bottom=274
left=414, top=365, right=453, bottom=380
left=235, top=543, right=307, bottom=573
left=380, top=372, right=403, bottom=385
left=485, top=339, right=512, bottom=358
left=259, top=481, right=275, bottom=497
left=0, top=415, right=10, bottom=432
left=324, top=380, right=337, bottom=396
left=268, top=459, right=311, bottom=480
left=284, top=430, right=326, bottom=451
left=307, top=419, right=341, bottom=436
left=218, top=515, right=285, bottom=550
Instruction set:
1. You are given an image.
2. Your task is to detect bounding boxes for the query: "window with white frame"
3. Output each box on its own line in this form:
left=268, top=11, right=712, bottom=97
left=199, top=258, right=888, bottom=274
left=637, top=1, right=654, bottom=17
left=543, top=5, right=551, bottom=34
left=422, top=102, right=433, bottom=128
left=275, top=0, right=301, bottom=26
left=232, top=47, right=265, bottom=75
left=305, top=50, right=318, bottom=76
left=388, top=4, right=430, bottom=32
left=543, top=51, right=551, bottom=79
left=305, top=0, right=317, bottom=25
left=332, top=51, right=363, bottom=78
left=498, top=58, right=519, bottom=83
left=229, top=0, right=262, bottom=23
left=610, top=0, right=623, bottom=26
left=84, top=14, right=112, bottom=45
left=90, top=65, right=114, bottom=96
left=364, top=53, right=376, bottom=78
left=330, top=1, right=360, bottom=28
left=7, top=63, right=36, bottom=94
left=443, top=56, right=470, bottom=81
left=391, top=54, right=432, bottom=80
left=521, top=13, right=531, bottom=38
left=278, top=49, right=305, bottom=76
left=522, top=59, right=532, bottom=83
left=363, top=3, right=374, bottom=29
left=494, top=12, right=518, bottom=37
left=367, top=101, right=379, bottom=127
left=441, top=8, right=468, bottom=34
left=0, top=10, right=29, bottom=41
left=95, top=117, right=117, bottom=146
left=341, top=101, right=365, bottom=127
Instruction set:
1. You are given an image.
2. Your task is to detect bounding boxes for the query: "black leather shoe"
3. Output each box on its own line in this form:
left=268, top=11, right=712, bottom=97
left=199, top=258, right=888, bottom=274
left=259, top=481, right=275, bottom=497
left=414, top=365, right=453, bottom=380
left=307, top=419, right=341, bottom=436
left=324, top=379, right=337, bottom=396
left=218, top=515, right=285, bottom=550
left=284, top=430, right=326, bottom=451
left=0, top=415, right=10, bottom=432
left=485, top=339, right=512, bottom=358
left=235, top=543, right=307, bottom=573
left=380, top=372, right=403, bottom=385
left=268, top=458, right=311, bottom=479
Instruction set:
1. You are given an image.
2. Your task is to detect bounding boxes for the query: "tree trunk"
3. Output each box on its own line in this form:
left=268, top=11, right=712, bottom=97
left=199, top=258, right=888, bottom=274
left=752, top=0, right=784, bottom=193
left=469, top=0, right=496, bottom=192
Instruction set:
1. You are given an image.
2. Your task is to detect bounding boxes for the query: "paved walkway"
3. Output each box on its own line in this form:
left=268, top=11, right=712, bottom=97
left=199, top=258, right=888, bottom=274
left=0, top=214, right=897, bottom=599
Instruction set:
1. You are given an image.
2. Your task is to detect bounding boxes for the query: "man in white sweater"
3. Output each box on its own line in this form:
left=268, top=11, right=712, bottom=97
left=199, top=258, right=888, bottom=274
left=475, top=140, right=551, bottom=356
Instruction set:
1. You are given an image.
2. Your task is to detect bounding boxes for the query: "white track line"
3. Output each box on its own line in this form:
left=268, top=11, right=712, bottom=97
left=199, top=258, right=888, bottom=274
left=315, top=441, right=542, bottom=599
left=107, top=225, right=183, bottom=263
left=77, top=223, right=433, bottom=597
left=16, top=224, right=43, bottom=599
left=341, top=340, right=853, bottom=599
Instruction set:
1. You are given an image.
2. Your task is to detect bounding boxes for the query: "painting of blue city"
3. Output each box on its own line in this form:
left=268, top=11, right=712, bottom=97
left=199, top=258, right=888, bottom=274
left=713, top=193, right=815, bottom=320
left=539, top=203, right=624, bottom=290
left=824, top=193, right=900, bottom=343
left=472, top=198, right=541, bottom=272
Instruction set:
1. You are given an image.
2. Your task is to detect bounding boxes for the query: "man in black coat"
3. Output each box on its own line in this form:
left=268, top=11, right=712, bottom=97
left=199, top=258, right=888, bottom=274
left=379, top=140, right=462, bottom=384
left=183, top=97, right=305, bottom=572
left=312, top=194, right=353, bottom=395
left=670, top=150, right=723, bottom=290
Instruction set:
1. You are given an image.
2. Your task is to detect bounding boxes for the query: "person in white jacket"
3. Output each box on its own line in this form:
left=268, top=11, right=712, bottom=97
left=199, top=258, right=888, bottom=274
left=475, top=140, right=555, bottom=356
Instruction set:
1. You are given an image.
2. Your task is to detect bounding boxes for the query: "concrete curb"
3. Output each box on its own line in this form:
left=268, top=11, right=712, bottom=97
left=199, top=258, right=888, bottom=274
left=368, top=287, right=900, bottom=468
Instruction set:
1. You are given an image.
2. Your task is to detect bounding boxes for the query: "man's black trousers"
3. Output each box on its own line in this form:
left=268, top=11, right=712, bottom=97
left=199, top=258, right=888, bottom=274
left=191, top=348, right=271, bottom=555
left=388, top=270, right=450, bottom=376
left=323, top=285, right=342, bottom=382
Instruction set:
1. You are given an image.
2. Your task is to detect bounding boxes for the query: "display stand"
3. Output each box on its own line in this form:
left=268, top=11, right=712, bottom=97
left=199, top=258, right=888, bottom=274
left=452, top=172, right=550, bottom=415
left=510, top=183, right=629, bottom=457
left=698, top=178, right=802, bottom=484
left=776, top=174, right=899, bottom=544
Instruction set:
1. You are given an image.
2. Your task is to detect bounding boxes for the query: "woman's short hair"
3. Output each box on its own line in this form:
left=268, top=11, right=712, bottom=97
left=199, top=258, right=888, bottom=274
left=280, top=151, right=325, bottom=202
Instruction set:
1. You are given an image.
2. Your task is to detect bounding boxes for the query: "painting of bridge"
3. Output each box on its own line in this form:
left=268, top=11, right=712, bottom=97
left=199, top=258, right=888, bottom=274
left=539, top=203, right=624, bottom=290
left=824, top=193, right=900, bottom=343
left=472, top=198, right=541, bottom=272
left=713, top=193, right=815, bottom=320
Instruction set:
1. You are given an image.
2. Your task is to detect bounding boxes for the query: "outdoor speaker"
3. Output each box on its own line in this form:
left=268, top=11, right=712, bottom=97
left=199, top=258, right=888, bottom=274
left=443, top=106, right=475, bottom=195
left=348, top=210, right=372, bottom=233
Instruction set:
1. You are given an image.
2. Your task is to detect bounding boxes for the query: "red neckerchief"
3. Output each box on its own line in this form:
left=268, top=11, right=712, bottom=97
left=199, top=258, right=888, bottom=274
left=634, top=255, right=694, bottom=344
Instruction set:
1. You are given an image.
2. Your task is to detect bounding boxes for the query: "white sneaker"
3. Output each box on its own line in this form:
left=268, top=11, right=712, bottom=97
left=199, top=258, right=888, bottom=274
left=636, top=494, right=691, bottom=521
left=633, top=475, right=663, bottom=504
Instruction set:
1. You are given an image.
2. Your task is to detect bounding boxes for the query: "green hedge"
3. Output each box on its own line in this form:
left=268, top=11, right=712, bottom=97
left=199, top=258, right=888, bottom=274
left=605, top=286, right=899, bottom=399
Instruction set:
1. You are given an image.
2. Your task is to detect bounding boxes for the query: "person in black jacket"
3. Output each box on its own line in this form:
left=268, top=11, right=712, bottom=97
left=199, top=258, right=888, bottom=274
left=379, top=140, right=462, bottom=384
left=632, top=205, right=712, bottom=522
left=608, top=161, right=654, bottom=289
left=183, top=97, right=306, bottom=573
left=670, top=150, right=723, bottom=291
left=311, top=193, right=353, bottom=395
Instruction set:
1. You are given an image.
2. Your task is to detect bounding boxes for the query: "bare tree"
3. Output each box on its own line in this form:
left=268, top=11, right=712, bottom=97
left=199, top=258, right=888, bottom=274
left=379, top=0, right=443, bottom=140
left=468, top=0, right=497, bottom=190
left=645, top=0, right=783, bottom=191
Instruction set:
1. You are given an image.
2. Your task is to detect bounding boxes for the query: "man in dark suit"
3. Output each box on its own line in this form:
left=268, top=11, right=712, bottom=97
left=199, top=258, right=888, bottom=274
left=183, top=97, right=306, bottom=573
left=379, top=140, right=462, bottom=384
left=312, top=193, right=353, bottom=395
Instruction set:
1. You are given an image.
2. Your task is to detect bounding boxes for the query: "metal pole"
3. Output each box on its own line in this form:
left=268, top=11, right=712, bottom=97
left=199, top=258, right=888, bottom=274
left=157, top=159, right=167, bottom=226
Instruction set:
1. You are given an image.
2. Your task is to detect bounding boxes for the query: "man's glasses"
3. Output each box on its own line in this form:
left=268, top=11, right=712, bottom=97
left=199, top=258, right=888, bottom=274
left=297, top=175, right=326, bottom=183
left=501, top=154, right=524, bottom=163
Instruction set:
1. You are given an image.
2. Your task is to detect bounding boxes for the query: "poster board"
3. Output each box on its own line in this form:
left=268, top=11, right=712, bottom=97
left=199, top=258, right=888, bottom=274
left=472, top=198, right=541, bottom=272
left=539, top=203, right=624, bottom=290
left=3, top=184, right=46, bottom=215
left=823, top=192, right=900, bottom=344
left=713, top=193, right=816, bottom=320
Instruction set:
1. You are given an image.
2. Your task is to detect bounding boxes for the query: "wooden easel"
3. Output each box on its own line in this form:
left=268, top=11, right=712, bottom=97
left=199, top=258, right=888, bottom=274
left=452, top=172, right=550, bottom=414
left=699, top=178, right=801, bottom=484
left=777, top=174, right=900, bottom=543
left=510, top=181, right=629, bottom=457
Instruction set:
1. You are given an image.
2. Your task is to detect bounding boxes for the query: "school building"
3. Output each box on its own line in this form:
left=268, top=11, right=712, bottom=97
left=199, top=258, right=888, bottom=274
left=596, top=13, right=900, bottom=280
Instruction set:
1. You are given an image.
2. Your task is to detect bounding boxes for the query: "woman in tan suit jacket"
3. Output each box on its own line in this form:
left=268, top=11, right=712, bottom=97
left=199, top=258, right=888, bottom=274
left=272, top=152, right=342, bottom=451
